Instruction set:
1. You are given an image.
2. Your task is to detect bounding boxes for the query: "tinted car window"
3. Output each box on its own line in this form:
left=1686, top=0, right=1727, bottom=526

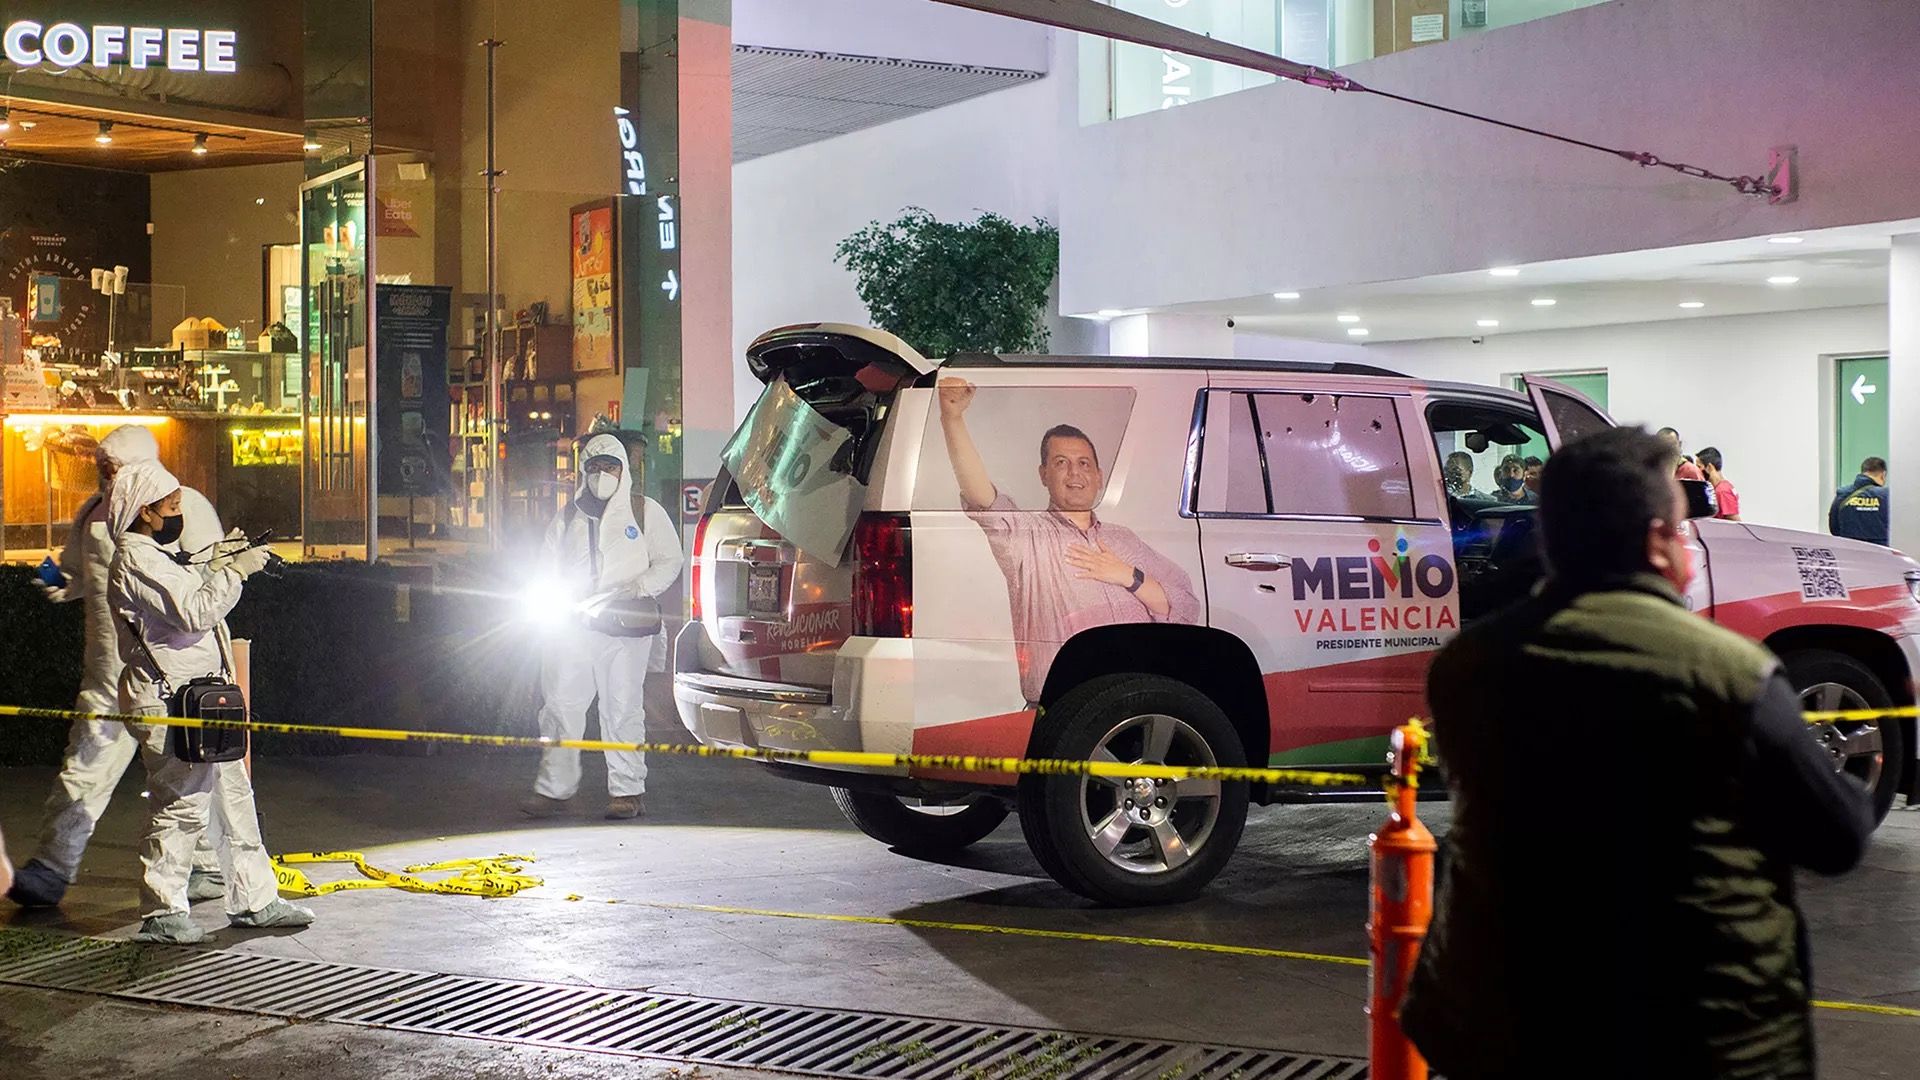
left=1542, top=387, right=1613, bottom=447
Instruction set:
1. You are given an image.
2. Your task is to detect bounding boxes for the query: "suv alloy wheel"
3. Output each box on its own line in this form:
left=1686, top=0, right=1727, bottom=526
left=1784, top=649, right=1906, bottom=823
left=1019, top=674, right=1251, bottom=905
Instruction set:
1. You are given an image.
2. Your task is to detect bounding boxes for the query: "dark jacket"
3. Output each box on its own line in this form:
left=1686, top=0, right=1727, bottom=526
left=1400, top=574, right=1872, bottom=1080
left=1829, top=475, right=1890, bottom=546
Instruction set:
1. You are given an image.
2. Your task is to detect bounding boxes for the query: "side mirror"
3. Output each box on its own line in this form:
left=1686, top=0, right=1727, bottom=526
left=1680, top=478, right=1717, bottom=520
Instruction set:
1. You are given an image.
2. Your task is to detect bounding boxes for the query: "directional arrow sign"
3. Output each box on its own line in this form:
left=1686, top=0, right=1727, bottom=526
left=1852, top=373, right=1878, bottom=405
left=661, top=269, right=679, bottom=301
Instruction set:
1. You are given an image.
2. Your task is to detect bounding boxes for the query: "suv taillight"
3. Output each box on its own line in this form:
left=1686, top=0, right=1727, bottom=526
left=690, top=513, right=711, bottom=622
left=852, top=513, right=913, bottom=637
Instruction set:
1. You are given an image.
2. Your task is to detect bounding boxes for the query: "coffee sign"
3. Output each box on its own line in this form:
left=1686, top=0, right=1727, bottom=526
left=3, top=22, right=237, bottom=72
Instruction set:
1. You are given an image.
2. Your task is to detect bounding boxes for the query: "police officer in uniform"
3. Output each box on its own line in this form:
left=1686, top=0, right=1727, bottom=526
left=1829, top=456, right=1889, bottom=546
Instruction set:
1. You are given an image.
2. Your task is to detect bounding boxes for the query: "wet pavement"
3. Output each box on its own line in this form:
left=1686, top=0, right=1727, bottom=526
left=4, top=741, right=1920, bottom=1078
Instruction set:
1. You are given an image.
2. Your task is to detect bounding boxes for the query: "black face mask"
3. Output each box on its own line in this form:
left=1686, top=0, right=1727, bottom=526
left=152, top=514, right=185, bottom=545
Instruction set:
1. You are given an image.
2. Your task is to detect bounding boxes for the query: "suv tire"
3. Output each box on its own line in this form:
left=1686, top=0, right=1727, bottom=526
left=829, top=788, right=1009, bottom=855
left=1018, top=674, right=1250, bottom=906
left=1782, top=648, right=1905, bottom=823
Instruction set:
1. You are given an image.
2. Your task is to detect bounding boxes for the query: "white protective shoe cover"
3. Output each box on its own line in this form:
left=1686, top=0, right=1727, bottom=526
left=132, top=913, right=209, bottom=944
left=229, top=899, right=315, bottom=929
left=186, top=869, right=226, bottom=903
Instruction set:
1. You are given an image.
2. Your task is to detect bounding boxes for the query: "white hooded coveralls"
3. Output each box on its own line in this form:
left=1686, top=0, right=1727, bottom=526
left=534, top=433, right=684, bottom=800
left=107, top=461, right=280, bottom=919
left=30, top=426, right=224, bottom=884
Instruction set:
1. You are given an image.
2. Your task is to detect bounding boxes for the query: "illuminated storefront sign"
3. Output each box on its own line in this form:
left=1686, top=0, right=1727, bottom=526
left=613, top=104, right=679, bottom=303
left=2, top=21, right=237, bottom=72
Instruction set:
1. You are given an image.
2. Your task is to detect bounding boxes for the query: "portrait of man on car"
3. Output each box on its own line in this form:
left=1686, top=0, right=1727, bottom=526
left=935, top=377, right=1201, bottom=706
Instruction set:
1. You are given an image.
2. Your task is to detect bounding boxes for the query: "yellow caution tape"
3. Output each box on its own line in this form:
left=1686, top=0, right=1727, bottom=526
left=1, top=702, right=1911, bottom=787
left=0, top=704, right=1368, bottom=789
left=271, top=851, right=542, bottom=899
left=1804, top=705, right=1920, bottom=724
left=1809, top=999, right=1920, bottom=1019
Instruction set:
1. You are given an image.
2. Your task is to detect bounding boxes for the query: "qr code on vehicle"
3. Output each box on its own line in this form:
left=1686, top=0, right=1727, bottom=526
left=1792, top=546, right=1848, bottom=601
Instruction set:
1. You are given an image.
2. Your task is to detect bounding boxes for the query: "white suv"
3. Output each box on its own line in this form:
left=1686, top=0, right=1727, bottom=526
left=676, top=324, right=1920, bottom=905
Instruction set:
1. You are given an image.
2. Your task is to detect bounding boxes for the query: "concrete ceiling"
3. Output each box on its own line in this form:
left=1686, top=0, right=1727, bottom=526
left=732, top=44, right=1041, bottom=163
left=1151, top=221, right=1919, bottom=344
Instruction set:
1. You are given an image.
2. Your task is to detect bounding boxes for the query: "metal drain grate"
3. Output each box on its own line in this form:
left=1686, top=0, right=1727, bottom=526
left=0, top=929, right=1366, bottom=1079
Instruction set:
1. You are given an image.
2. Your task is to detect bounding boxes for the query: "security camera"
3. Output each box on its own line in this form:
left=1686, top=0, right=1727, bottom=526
left=1225, top=317, right=1236, bottom=329
left=1470, top=335, right=1486, bottom=345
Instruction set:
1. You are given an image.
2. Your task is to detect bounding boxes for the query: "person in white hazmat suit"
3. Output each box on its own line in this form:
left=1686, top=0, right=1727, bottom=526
left=107, top=459, right=315, bottom=943
left=521, top=433, right=682, bottom=821
left=6, top=425, right=227, bottom=908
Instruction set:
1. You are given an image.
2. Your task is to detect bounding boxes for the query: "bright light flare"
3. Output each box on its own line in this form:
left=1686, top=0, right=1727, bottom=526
left=516, top=578, right=578, bottom=630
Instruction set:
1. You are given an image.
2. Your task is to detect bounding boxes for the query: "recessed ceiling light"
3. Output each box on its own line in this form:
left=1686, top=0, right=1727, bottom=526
left=1678, top=301, right=1706, bottom=309
left=1488, top=266, right=1521, bottom=277
left=1272, top=291, right=1300, bottom=300
left=190, top=133, right=209, bottom=156
left=1530, top=297, right=1557, bottom=307
left=254, top=197, right=267, bottom=206
left=303, top=140, right=322, bottom=152
left=1347, top=328, right=1370, bottom=337
left=1096, top=308, right=1124, bottom=318
left=1766, top=275, right=1800, bottom=285
left=1767, top=236, right=1804, bottom=245
left=1336, top=313, right=1361, bottom=323
left=1476, top=319, right=1500, bottom=328
left=18, top=119, right=36, bottom=129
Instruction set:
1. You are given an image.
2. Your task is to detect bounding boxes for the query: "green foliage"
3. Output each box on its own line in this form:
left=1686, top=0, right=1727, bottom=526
left=835, top=207, right=1060, bottom=359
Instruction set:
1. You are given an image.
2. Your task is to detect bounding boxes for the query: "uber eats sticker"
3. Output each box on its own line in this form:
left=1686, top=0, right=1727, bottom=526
left=1293, top=530, right=1457, bottom=652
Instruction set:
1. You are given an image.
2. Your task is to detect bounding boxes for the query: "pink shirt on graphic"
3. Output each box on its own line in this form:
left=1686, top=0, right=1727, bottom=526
left=1713, top=479, right=1740, bottom=519
left=967, top=491, right=1201, bottom=704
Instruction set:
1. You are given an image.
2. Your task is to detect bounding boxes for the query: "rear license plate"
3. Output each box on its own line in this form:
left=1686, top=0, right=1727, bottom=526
left=746, top=566, right=783, bottom=616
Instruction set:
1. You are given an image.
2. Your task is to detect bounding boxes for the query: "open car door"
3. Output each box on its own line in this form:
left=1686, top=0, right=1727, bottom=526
left=1520, top=374, right=1714, bottom=613
left=1519, top=374, right=1614, bottom=449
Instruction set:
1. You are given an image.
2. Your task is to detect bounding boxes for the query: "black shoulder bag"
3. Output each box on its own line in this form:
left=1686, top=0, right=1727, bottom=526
left=124, top=616, right=249, bottom=763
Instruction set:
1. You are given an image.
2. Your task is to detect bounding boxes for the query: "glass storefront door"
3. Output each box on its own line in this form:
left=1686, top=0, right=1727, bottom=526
left=301, top=162, right=372, bottom=557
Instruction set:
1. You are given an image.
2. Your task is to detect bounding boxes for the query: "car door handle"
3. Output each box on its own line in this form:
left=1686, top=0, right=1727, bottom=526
left=1225, top=552, right=1291, bottom=572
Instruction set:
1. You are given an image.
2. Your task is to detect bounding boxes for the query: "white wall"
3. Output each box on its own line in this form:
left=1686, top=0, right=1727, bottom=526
left=1062, top=0, right=1920, bottom=313
left=1327, top=306, right=1891, bottom=535
left=731, top=34, right=1101, bottom=422
left=151, top=161, right=305, bottom=328
left=733, top=0, right=1051, bottom=71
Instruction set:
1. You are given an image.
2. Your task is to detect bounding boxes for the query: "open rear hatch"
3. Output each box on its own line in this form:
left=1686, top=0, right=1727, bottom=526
left=689, top=324, right=932, bottom=686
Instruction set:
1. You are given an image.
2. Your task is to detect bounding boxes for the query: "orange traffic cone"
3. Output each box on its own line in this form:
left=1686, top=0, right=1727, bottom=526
left=1368, top=720, right=1436, bottom=1080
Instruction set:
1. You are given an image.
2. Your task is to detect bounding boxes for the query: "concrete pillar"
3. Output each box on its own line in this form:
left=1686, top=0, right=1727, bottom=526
left=677, top=1, right=736, bottom=488
left=1108, top=313, right=1234, bottom=358
left=1891, top=234, right=1920, bottom=553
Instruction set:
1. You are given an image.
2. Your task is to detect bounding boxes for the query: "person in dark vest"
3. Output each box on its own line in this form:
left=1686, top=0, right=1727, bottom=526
left=1830, top=457, right=1889, bottom=546
left=1400, top=426, right=1872, bottom=1080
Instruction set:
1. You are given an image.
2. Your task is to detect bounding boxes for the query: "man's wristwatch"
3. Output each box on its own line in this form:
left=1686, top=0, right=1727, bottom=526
left=1125, top=566, right=1145, bottom=593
